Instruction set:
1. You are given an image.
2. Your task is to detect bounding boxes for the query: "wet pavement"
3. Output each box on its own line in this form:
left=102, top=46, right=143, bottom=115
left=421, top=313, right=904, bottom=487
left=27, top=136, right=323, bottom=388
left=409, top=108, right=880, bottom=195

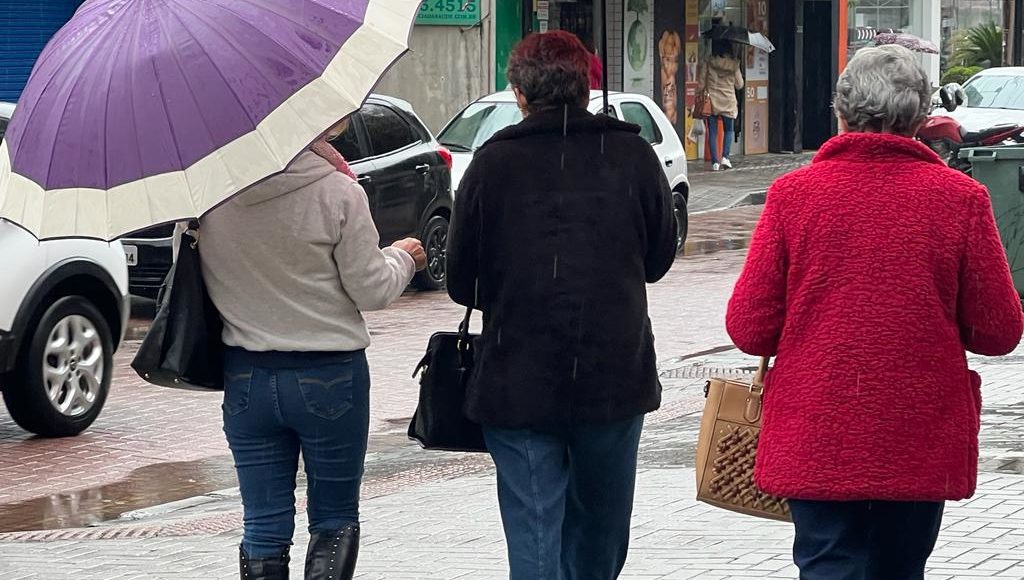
left=0, top=207, right=758, bottom=535
left=1, top=343, right=1023, bottom=578
left=686, top=152, right=813, bottom=213
left=1, top=200, right=1022, bottom=578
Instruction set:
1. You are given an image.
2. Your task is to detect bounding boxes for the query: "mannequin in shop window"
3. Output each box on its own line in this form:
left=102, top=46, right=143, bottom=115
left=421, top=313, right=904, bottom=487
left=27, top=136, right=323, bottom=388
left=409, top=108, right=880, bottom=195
left=700, top=39, right=743, bottom=171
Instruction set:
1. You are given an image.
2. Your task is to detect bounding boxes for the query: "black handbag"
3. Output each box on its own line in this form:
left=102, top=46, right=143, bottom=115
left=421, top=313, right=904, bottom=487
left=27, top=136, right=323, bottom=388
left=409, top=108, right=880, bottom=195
left=408, top=307, right=487, bottom=452
left=131, top=223, right=224, bottom=390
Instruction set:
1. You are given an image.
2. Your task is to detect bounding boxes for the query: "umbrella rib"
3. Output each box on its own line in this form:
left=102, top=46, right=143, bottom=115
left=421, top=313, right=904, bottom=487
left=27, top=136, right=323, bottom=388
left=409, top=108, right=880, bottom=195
left=41, top=6, right=131, bottom=197
left=98, top=12, right=139, bottom=230
left=174, top=1, right=328, bottom=118
left=235, top=0, right=363, bottom=46
left=162, top=5, right=288, bottom=174
left=148, top=10, right=205, bottom=216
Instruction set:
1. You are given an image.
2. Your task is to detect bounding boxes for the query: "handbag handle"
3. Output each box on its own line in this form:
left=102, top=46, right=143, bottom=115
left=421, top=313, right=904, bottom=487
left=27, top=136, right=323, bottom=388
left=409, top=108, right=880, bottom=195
left=752, top=356, right=770, bottom=389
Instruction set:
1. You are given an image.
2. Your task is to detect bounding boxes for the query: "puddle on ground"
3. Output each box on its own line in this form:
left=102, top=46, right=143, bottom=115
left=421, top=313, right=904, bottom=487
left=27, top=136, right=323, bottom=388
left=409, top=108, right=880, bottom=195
left=0, top=430, right=424, bottom=533
left=0, top=456, right=239, bottom=533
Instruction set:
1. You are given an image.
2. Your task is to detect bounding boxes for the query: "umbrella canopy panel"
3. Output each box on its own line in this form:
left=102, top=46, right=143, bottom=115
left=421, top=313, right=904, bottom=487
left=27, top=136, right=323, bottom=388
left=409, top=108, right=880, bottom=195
left=0, top=0, right=418, bottom=240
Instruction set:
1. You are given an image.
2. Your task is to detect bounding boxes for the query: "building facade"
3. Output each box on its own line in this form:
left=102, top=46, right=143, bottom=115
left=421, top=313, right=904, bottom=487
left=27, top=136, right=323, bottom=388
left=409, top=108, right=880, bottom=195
left=0, top=0, right=947, bottom=157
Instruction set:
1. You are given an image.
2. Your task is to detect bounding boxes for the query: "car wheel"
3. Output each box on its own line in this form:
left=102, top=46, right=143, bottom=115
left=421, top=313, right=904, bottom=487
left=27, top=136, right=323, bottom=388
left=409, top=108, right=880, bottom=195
left=674, top=193, right=689, bottom=252
left=412, top=215, right=449, bottom=291
left=3, top=296, right=113, bottom=437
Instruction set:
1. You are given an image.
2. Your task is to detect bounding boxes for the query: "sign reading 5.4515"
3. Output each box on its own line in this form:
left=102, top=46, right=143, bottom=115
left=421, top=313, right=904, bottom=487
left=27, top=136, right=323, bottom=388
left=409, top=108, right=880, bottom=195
left=416, top=0, right=480, bottom=25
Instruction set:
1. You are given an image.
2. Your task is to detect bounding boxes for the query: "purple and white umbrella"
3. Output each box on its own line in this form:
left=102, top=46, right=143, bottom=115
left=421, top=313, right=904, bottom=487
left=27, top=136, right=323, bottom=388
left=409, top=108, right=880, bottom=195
left=873, top=32, right=940, bottom=54
left=0, top=0, right=419, bottom=240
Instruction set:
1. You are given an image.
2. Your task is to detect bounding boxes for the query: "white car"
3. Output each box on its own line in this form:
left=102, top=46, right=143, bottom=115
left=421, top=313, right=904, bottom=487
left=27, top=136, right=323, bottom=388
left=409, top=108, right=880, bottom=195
left=0, top=102, right=130, bottom=437
left=934, top=67, right=1024, bottom=133
left=439, top=91, right=690, bottom=247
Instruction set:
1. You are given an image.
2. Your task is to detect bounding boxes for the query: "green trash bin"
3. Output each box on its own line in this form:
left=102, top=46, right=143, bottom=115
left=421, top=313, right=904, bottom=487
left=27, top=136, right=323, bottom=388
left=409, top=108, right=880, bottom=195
left=963, top=145, right=1024, bottom=297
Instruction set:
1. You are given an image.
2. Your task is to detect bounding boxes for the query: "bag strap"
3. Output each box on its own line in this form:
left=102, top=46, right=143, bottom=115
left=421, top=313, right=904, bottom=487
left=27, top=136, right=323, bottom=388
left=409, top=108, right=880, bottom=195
left=752, top=356, right=770, bottom=389
left=457, top=306, right=473, bottom=341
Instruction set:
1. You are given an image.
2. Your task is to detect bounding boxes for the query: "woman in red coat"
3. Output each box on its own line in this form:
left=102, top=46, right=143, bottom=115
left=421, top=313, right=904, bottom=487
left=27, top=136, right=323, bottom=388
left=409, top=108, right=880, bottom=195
left=726, top=45, right=1023, bottom=579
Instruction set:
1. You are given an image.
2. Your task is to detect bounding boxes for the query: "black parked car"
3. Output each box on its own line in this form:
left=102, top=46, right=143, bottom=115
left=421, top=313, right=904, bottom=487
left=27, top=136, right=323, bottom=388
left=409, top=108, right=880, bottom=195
left=123, top=95, right=454, bottom=296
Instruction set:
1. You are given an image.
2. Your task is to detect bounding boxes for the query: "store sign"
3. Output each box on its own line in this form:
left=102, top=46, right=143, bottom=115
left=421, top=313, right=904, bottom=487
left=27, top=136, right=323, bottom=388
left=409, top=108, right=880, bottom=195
left=416, top=0, right=481, bottom=26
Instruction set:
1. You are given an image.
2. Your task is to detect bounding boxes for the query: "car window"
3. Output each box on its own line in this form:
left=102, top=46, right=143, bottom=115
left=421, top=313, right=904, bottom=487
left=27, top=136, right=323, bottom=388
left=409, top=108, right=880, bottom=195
left=329, top=116, right=366, bottom=162
left=362, top=103, right=420, bottom=156
left=620, top=102, right=662, bottom=144
left=963, top=75, right=1024, bottom=110
left=439, top=102, right=523, bottom=151
left=0, top=117, right=8, bottom=142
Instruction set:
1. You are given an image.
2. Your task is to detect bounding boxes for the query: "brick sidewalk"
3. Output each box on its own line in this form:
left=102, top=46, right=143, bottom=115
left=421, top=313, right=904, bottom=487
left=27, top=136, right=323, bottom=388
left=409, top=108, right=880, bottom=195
left=1, top=344, right=1022, bottom=579
left=687, top=152, right=813, bottom=213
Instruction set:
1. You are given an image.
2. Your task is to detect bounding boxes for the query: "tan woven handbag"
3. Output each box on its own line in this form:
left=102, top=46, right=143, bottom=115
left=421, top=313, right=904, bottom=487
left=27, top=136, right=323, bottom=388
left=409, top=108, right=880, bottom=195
left=695, top=357, right=791, bottom=521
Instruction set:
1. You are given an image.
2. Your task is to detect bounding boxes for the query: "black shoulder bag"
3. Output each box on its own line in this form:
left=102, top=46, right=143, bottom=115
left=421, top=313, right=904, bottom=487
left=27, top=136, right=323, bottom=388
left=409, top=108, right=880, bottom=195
left=131, top=221, right=224, bottom=390
left=408, top=305, right=486, bottom=452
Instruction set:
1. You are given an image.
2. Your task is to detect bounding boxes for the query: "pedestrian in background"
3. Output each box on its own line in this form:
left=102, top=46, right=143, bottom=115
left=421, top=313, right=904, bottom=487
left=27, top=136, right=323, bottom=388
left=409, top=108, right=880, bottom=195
left=446, top=31, right=677, bottom=580
left=199, top=137, right=427, bottom=579
left=726, top=45, right=1023, bottom=580
left=700, top=39, right=743, bottom=171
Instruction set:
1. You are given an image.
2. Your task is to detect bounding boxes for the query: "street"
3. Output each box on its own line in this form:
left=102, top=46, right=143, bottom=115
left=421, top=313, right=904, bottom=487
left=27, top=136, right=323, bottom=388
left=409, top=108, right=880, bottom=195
left=0, top=204, right=1022, bottom=579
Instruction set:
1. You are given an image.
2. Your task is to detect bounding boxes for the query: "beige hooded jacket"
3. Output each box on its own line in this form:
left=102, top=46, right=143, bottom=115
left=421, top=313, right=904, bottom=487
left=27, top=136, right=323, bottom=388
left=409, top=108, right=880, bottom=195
left=197, top=151, right=415, bottom=352
left=702, top=55, right=745, bottom=119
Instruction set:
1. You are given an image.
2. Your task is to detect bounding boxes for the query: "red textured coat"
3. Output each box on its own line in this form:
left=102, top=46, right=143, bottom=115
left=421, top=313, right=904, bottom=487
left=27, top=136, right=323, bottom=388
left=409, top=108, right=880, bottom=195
left=726, top=133, right=1023, bottom=502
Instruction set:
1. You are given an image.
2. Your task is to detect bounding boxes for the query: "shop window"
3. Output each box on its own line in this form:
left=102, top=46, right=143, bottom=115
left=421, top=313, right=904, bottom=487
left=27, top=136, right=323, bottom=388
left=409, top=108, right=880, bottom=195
left=848, top=0, right=913, bottom=63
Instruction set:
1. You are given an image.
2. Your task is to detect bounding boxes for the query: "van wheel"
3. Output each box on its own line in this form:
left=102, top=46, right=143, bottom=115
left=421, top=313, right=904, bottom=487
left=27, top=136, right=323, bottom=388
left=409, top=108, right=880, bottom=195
left=412, top=215, right=449, bottom=291
left=3, top=297, right=112, bottom=437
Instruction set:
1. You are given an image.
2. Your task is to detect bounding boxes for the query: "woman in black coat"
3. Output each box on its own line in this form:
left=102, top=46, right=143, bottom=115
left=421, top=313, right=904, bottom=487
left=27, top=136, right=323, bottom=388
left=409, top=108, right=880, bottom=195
left=446, top=30, right=677, bottom=580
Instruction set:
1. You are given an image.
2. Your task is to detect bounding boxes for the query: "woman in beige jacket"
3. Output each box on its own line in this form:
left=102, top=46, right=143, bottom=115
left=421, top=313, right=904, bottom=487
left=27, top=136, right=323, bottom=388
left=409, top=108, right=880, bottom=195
left=701, top=40, right=744, bottom=170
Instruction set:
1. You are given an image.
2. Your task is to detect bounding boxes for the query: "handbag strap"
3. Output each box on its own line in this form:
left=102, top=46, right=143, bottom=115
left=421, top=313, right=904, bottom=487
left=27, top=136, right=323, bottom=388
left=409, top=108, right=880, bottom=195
left=752, top=356, right=770, bottom=389
left=457, top=306, right=473, bottom=341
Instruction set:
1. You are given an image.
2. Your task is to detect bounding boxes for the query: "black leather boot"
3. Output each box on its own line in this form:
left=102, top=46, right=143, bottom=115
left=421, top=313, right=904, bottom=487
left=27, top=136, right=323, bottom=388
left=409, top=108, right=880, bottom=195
left=304, top=524, right=360, bottom=580
left=239, top=545, right=290, bottom=579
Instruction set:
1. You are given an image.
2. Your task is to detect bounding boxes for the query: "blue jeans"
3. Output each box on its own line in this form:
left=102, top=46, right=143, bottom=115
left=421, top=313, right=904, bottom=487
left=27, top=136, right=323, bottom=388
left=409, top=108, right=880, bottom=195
left=707, top=115, right=735, bottom=163
left=789, top=499, right=944, bottom=580
left=483, top=416, right=645, bottom=580
left=222, top=348, right=370, bottom=559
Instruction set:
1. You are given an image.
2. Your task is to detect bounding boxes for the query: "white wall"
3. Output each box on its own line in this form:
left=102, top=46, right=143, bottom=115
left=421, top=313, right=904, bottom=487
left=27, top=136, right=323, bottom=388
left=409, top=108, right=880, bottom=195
left=376, top=12, right=493, bottom=132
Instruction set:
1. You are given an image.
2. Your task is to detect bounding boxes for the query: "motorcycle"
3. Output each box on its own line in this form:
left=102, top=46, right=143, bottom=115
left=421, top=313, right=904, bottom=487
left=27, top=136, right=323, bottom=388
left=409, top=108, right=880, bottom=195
left=917, top=83, right=1024, bottom=176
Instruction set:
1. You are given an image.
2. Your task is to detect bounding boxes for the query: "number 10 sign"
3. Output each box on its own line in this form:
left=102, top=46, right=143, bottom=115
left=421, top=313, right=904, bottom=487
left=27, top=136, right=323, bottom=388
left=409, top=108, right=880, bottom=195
left=416, top=0, right=481, bottom=25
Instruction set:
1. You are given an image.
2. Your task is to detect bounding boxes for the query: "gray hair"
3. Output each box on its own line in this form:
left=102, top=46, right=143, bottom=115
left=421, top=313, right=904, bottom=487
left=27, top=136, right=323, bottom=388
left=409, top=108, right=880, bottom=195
left=833, top=45, right=931, bottom=137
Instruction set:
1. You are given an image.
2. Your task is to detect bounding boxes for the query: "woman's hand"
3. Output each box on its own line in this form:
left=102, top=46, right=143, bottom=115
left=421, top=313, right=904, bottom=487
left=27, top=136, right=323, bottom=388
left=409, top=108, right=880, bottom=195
left=392, top=238, right=427, bottom=271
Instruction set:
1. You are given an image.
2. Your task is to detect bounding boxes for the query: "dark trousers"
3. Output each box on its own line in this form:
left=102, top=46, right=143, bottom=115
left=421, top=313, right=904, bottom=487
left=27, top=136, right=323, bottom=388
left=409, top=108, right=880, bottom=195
left=789, top=499, right=945, bottom=580
left=222, top=348, right=370, bottom=559
left=482, top=415, right=645, bottom=580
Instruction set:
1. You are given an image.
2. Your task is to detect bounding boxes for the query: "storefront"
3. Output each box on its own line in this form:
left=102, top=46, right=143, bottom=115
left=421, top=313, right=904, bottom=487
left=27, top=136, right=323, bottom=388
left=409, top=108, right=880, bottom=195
left=0, top=1, right=83, bottom=101
left=842, top=0, right=940, bottom=85
left=497, top=0, right=942, bottom=158
left=671, top=0, right=769, bottom=161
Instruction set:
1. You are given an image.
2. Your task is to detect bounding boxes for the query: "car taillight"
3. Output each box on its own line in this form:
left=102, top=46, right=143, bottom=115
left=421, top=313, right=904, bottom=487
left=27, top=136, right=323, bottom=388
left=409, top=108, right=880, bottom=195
left=438, top=147, right=453, bottom=171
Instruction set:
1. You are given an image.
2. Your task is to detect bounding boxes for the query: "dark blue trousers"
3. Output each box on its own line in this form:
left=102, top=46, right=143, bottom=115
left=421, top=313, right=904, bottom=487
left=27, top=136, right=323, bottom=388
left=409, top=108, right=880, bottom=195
left=483, top=415, right=645, bottom=580
left=789, top=499, right=945, bottom=580
left=222, top=348, right=370, bottom=559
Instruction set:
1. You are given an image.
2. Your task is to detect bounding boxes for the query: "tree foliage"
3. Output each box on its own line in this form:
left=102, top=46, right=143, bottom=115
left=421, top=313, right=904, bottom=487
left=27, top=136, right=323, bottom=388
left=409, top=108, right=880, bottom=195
left=951, top=23, right=1003, bottom=69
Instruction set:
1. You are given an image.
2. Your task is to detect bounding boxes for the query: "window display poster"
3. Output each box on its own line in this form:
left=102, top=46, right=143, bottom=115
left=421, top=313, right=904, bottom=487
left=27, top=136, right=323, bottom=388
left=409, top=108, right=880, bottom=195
left=654, top=0, right=685, bottom=138
left=744, top=0, right=768, bottom=154
left=684, top=0, right=700, bottom=160
left=624, top=0, right=655, bottom=95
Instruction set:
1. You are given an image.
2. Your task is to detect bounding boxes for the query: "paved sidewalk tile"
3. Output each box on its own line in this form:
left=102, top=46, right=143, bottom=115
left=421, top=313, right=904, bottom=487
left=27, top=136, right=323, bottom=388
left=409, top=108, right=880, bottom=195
left=1, top=468, right=1023, bottom=579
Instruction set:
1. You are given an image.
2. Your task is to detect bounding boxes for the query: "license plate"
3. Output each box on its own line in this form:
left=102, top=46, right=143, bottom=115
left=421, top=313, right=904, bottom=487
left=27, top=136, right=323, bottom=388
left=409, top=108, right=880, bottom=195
left=124, top=245, right=138, bottom=267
